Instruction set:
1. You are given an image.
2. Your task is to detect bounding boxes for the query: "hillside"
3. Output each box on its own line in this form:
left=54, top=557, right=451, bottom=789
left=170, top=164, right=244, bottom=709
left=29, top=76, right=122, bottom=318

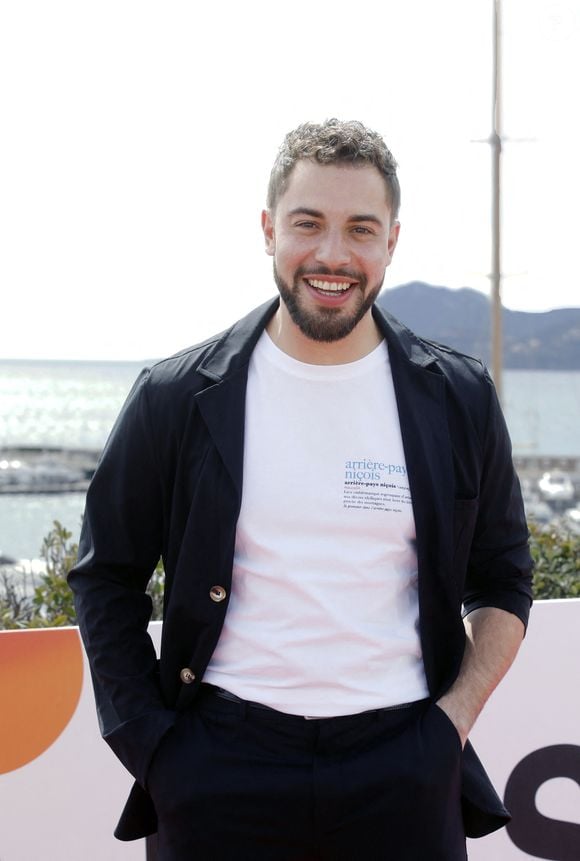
left=378, top=282, right=580, bottom=369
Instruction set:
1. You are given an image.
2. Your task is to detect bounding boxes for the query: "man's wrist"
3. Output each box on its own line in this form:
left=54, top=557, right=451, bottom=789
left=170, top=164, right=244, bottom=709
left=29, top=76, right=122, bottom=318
left=434, top=693, right=475, bottom=749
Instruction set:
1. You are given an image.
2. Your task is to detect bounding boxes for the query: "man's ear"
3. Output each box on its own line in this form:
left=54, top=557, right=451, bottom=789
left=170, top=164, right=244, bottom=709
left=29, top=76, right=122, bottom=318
left=386, top=220, right=400, bottom=264
left=261, top=210, right=275, bottom=256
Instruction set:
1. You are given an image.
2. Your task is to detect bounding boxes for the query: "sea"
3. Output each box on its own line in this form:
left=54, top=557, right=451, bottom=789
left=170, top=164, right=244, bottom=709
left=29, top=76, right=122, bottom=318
left=1, top=359, right=580, bottom=561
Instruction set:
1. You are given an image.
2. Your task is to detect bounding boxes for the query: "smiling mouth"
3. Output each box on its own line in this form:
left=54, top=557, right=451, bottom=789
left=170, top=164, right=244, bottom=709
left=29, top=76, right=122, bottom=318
left=305, top=278, right=356, bottom=296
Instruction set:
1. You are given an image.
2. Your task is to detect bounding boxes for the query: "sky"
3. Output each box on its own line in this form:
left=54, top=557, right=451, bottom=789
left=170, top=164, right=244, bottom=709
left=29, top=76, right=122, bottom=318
left=1, top=0, right=579, bottom=360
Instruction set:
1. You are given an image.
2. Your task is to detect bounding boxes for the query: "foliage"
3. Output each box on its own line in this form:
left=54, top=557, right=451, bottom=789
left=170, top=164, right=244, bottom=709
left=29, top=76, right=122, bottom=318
left=33, top=520, right=79, bottom=626
left=0, top=521, right=79, bottom=629
left=0, top=520, right=165, bottom=629
left=0, top=568, right=38, bottom=629
left=529, top=522, right=580, bottom=600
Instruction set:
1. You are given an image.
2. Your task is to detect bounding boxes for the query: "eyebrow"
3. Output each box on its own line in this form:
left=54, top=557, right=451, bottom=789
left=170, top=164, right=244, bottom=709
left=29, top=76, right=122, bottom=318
left=287, top=207, right=324, bottom=219
left=287, top=207, right=384, bottom=227
left=350, top=214, right=384, bottom=227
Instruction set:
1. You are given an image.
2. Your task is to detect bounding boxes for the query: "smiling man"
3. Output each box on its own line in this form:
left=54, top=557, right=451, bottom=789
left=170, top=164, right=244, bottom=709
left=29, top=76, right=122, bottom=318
left=69, top=119, right=533, bottom=860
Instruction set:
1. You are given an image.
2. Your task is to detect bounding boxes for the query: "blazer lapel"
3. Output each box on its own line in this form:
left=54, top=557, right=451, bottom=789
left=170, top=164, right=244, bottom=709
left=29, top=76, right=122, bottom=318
left=194, top=371, right=248, bottom=497
left=374, top=306, right=458, bottom=693
left=193, top=298, right=279, bottom=496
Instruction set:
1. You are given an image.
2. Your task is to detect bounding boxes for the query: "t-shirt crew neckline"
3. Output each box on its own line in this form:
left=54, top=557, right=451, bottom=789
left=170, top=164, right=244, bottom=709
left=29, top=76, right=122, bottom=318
left=257, top=330, right=389, bottom=380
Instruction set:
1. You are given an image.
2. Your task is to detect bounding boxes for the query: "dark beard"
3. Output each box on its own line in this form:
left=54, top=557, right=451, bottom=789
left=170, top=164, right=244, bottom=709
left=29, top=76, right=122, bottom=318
left=272, top=263, right=384, bottom=343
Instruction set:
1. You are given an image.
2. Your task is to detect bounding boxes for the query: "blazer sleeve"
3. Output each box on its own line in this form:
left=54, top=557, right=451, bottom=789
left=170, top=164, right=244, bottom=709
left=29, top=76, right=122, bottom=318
left=462, top=369, right=534, bottom=628
left=68, top=370, right=176, bottom=787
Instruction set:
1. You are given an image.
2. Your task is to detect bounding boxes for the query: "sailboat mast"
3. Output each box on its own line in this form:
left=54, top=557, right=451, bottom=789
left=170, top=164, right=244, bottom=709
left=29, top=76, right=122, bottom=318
left=491, top=0, right=503, bottom=400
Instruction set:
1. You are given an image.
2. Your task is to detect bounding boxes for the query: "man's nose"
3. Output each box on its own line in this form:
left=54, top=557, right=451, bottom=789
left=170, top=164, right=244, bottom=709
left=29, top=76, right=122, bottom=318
left=314, top=229, right=351, bottom=268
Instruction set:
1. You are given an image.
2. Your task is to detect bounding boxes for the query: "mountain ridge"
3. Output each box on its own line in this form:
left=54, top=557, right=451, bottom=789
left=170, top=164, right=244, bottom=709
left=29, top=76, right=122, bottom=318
left=377, top=282, right=580, bottom=369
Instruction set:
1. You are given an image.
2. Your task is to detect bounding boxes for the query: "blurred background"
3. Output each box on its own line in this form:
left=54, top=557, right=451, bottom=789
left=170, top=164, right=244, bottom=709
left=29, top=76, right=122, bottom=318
left=1, top=0, right=579, bottom=563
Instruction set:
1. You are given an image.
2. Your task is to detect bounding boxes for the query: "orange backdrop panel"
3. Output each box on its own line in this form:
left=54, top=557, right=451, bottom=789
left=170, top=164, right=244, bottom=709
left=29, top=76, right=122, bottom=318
left=0, top=628, right=84, bottom=774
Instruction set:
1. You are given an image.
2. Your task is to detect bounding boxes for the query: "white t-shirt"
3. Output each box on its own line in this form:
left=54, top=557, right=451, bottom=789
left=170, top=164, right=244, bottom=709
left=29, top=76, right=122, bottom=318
left=203, top=332, right=428, bottom=715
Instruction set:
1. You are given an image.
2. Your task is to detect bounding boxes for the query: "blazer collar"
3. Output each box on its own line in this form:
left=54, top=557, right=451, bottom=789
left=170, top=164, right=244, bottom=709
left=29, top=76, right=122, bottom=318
left=372, top=304, right=440, bottom=371
left=197, top=298, right=280, bottom=383
left=193, top=297, right=452, bottom=512
left=197, top=297, right=441, bottom=383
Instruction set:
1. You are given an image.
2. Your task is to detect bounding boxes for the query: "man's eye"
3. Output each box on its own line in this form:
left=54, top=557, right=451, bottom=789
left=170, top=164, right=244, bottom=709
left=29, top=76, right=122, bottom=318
left=352, top=226, right=373, bottom=235
left=295, top=221, right=318, bottom=229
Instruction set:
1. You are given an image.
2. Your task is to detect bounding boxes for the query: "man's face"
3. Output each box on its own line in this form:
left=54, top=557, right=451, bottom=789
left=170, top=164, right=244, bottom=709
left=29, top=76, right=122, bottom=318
left=262, top=160, right=400, bottom=343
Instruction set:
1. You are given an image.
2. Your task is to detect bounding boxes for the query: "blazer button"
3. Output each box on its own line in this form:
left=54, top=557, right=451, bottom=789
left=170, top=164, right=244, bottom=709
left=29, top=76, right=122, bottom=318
left=179, top=668, right=196, bottom=684
left=209, top=585, right=227, bottom=603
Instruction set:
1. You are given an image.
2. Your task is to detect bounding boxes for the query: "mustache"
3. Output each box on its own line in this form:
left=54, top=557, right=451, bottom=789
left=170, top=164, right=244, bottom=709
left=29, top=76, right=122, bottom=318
left=293, top=265, right=366, bottom=284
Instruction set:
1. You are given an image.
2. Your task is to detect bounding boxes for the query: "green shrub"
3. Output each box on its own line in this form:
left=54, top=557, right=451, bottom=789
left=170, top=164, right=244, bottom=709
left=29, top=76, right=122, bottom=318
left=0, top=569, right=37, bottom=629
left=0, top=520, right=165, bottom=629
left=33, top=520, right=79, bottom=626
left=529, top=522, right=580, bottom=599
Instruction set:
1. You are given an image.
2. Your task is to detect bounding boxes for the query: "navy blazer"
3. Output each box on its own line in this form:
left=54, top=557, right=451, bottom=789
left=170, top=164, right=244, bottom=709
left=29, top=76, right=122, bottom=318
left=69, top=298, right=533, bottom=841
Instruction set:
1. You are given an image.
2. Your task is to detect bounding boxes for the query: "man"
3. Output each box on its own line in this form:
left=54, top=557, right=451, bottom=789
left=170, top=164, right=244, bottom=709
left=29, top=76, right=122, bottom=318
left=69, top=119, right=533, bottom=860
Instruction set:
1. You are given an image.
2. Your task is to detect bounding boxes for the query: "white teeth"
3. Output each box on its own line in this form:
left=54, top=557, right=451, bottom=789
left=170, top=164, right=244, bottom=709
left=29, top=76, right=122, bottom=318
left=307, top=279, right=352, bottom=292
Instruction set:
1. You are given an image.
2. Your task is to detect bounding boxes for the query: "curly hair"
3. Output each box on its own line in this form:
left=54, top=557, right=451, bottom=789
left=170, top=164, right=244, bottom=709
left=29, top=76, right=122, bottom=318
left=267, top=118, right=400, bottom=217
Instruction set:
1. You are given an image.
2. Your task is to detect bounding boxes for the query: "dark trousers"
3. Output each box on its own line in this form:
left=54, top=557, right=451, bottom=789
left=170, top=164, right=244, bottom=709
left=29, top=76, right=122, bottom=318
left=146, top=686, right=467, bottom=861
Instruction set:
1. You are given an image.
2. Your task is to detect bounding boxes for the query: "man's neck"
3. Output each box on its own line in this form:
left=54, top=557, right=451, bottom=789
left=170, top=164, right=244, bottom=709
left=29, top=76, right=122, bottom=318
left=265, top=306, right=383, bottom=365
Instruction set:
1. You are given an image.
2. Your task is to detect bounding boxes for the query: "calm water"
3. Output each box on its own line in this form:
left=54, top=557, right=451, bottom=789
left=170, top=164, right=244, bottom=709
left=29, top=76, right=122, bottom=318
left=0, top=359, right=146, bottom=450
left=502, top=370, right=580, bottom=459
left=0, top=360, right=146, bottom=559
left=1, top=359, right=579, bottom=559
